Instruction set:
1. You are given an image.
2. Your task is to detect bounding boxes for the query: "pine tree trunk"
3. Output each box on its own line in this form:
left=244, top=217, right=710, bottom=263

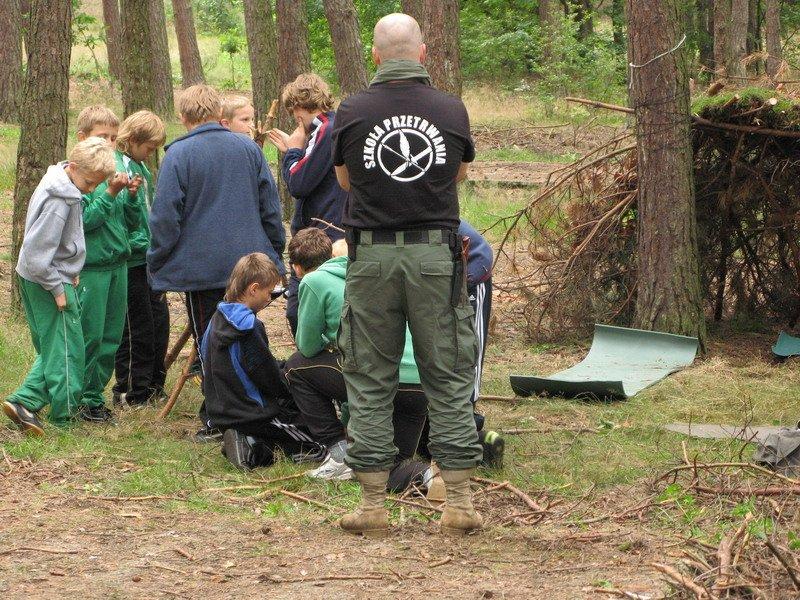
left=171, top=0, right=204, bottom=86
left=148, top=0, right=174, bottom=117
left=243, top=0, right=278, bottom=122
left=627, top=0, right=706, bottom=343
left=421, top=0, right=462, bottom=97
left=323, top=0, right=368, bottom=97
left=575, top=0, right=594, bottom=40
left=728, top=0, right=748, bottom=78
left=747, top=0, right=761, bottom=59
left=539, top=0, right=557, bottom=61
left=611, top=0, right=625, bottom=47
left=400, top=0, right=423, bottom=22
left=697, top=0, right=714, bottom=72
left=11, top=0, right=72, bottom=308
left=713, top=0, right=731, bottom=78
left=765, top=0, right=781, bottom=77
left=0, top=0, right=22, bottom=123
left=120, top=0, right=156, bottom=116
left=102, top=0, right=122, bottom=80
left=276, top=0, right=311, bottom=220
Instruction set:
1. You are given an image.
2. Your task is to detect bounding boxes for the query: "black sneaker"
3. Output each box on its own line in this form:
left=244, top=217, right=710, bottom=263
left=194, top=426, right=223, bottom=443
left=79, top=405, right=115, bottom=423
left=2, top=401, right=45, bottom=437
left=112, top=391, right=128, bottom=407
left=222, top=429, right=253, bottom=470
left=147, top=387, right=168, bottom=404
left=479, top=430, right=505, bottom=469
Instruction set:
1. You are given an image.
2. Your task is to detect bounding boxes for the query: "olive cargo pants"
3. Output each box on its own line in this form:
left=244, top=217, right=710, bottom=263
left=338, top=230, right=483, bottom=471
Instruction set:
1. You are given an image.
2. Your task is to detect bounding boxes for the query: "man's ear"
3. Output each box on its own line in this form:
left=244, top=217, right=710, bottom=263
left=292, top=263, right=305, bottom=279
left=220, top=118, right=230, bottom=129
left=371, top=45, right=381, bottom=66
left=419, top=43, right=427, bottom=64
left=76, top=131, right=87, bottom=141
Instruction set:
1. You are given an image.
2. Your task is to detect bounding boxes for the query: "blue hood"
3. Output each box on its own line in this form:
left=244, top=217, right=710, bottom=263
left=218, top=302, right=256, bottom=331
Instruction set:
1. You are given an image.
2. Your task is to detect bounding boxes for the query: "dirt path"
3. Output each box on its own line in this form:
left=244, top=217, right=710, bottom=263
left=469, top=161, right=562, bottom=187
left=0, top=475, right=666, bottom=600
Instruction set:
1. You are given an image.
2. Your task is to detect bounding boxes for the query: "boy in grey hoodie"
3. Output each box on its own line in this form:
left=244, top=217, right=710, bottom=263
left=3, top=138, right=117, bottom=435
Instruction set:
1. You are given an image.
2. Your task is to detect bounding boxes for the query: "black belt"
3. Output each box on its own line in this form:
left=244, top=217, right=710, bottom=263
left=352, top=228, right=454, bottom=245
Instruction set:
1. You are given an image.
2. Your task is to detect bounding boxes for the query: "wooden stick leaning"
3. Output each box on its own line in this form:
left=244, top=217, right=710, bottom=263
left=159, top=343, right=197, bottom=419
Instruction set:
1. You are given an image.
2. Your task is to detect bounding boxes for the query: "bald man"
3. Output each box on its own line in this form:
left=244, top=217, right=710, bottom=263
left=332, top=13, right=483, bottom=538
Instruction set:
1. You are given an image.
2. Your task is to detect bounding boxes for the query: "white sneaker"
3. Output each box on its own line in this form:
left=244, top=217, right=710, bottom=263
left=306, top=453, right=353, bottom=480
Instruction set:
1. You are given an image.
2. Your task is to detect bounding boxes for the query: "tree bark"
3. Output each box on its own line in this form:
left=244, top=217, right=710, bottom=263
left=728, top=0, right=748, bottom=78
left=171, top=0, right=204, bottom=86
left=401, top=0, right=424, bottom=22
left=276, top=0, right=311, bottom=219
left=575, top=0, right=594, bottom=40
left=0, top=0, right=23, bottom=122
left=243, top=0, right=279, bottom=121
left=120, top=0, right=156, bottom=116
left=713, top=0, right=731, bottom=78
left=323, top=0, right=368, bottom=97
left=765, top=0, right=781, bottom=77
left=420, top=0, right=462, bottom=97
left=611, top=0, right=625, bottom=47
left=539, top=0, right=557, bottom=61
left=148, top=0, right=174, bottom=118
left=11, top=0, right=72, bottom=308
left=627, top=0, right=706, bottom=343
left=747, top=0, right=761, bottom=58
left=101, top=0, right=122, bottom=80
left=697, top=0, right=714, bottom=72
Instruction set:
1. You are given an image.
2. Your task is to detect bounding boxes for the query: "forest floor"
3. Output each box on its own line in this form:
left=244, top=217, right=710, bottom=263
left=2, top=89, right=800, bottom=599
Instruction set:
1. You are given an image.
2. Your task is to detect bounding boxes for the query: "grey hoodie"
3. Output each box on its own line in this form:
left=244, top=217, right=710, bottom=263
left=16, top=162, right=86, bottom=298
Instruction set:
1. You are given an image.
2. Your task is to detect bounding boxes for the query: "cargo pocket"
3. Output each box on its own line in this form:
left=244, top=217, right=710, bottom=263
left=454, top=304, right=477, bottom=371
left=336, top=302, right=358, bottom=371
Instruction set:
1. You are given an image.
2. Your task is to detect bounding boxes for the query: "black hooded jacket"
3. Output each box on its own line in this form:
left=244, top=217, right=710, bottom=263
left=201, top=302, right=291, bottom=434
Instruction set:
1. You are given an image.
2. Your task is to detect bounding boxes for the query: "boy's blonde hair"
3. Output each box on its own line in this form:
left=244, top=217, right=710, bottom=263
left=68, top=137, right=116, bottom=176
left=179, top=84, right=222, bottom=124
left=76, top=105, right=120, bottom=134
left=116, top=110, right=166, bottom=154
left=282, top=73, right=334, bottom=112
left=225, top=253, right=280, bottom=302
left=221, top=95, right=252, bottom=121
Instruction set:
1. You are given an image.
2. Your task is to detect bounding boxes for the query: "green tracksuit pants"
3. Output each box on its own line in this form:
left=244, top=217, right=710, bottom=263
left=78, top=265, right=128, bottom=407
left=10, top=277, right=85, bottom=423
left=338, top=230, right=483, bottom=471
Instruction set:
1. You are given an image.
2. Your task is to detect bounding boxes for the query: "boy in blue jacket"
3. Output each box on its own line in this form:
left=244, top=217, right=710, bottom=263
left=267, top=73, right=347, bottom=336
left=202, top=253, right=322, bottom=470
left=147, top=85, right=285, bottom=442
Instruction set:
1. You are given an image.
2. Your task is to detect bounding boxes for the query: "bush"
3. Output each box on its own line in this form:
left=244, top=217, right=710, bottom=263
left=193, top=0, right=243, bottom=35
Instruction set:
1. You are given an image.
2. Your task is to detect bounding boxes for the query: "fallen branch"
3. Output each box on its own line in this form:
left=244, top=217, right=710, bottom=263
left=658, top=461, right=800, bottom=486
left=764, top=539, right=800, bottom=591
left=471, top=476, right=547, bottom=512
left=477, top=395, right=524, bottom=403
left=712, top=513, right=752, bottom=592
left=279, top=489, right=337, bottom=512
left=87, top=494, right=187, bottom=502
left=565, top=96, right=634, bottom=115
left=391, top=497, right=444, bottom=514
left=0, top=546, right=80, bottom=556
left=174, top=547, right=195, bottom=561
left=428, top=557, right=452, bottom=568
left=262, top=573, right=387, bottom=584
left=651, top=562, right=714, bottom=599
left=202, top=473, right=305, bottom=493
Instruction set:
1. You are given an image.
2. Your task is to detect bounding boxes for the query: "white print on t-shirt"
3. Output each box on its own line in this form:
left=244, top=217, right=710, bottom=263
left=362, top=115, right=447, bottom=182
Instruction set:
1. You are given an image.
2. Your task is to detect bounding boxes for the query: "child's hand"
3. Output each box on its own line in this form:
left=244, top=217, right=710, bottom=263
left=127, top=175, right=143, bottom=197
left=288, top=125, right=307, bottom=149
left=107, top=172, right=130, bottom=196
left=267, top=128, right=290, bottom=153
left=72, top=276, right=79, bottom=287
left=55, top=293, right=67, bottom=311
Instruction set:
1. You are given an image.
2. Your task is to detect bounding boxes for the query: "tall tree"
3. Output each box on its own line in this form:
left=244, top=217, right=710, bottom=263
left=420, top=0, right=462, bottom=96
left=697, top=0, right=714, bottom=72
left=171, top=0, right=205, bottom=86
left=627, top=0, right=706, bottom=342
left=323, top=0, right=368, bottom=97
left=400, top=0, right=423, bottom=22
left=0, top=0, right=23, bottom=122
left=276, top=0, right=311, bottom=218
left=120, top=0, right=156, bottom=116
left=765, top=0, right=781, bottom=77
left=574, top=0, right=594, bottom=40
left=148, top=0, right=174, bottom=117
left=713, top=0, right=731, bottom=78
left=728, top=0, right=748, bottom=78
left=243, top=0, right=278, bottom=122
left=610, top=0, right=625, bottom=47
left=539, top=0, right=558, bottom=61
left=102, top=0, right=122, bottom=80
left=747, top=0, right=761, bottom=58
left=11, top=0, right=72, bottom=306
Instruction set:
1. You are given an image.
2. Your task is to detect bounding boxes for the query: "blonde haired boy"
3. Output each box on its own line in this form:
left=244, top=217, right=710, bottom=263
left=77, top=105, right=120, bottom=144
left=110, top=111, right=171, bottom=406
left=76, top=108, right=161, bottom=421
left=3, top=138, right=115, bottom=435
left=220, top=95, right=255, bottom=135
left=148, top=84, right=285, bottom=441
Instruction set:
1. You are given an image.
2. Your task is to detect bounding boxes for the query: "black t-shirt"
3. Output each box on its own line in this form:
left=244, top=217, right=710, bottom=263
left=332, top=79, right=475, bottom=231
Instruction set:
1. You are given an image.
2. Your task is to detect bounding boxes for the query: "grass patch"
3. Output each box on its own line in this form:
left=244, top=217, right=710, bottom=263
left=459, top=182, right=532, bottom=235
left=476, top=147, right=580, bottom=163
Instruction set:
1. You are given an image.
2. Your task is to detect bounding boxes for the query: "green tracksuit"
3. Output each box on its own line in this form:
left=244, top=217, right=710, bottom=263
left=122, top=155, right=153, bottom=268
left=11, top=278, right=85, bottom=423
left=77, top=149, right=131, bottom=408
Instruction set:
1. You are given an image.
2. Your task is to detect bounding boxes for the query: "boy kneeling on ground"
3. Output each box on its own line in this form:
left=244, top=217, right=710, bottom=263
left=201, top=253, right=323, bottom=470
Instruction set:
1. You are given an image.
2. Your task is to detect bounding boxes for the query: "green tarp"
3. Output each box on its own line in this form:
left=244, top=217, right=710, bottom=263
left=772, top=331, right=800, bottom=358
left=510, top=324, right=699, bottom=400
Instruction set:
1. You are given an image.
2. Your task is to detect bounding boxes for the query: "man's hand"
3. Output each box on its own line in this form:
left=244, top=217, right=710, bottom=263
left=126, top=174, right=143, bottom=197
left=107, top=172, right=130, bottom=196
left=55, top=293, right=67, bottom=311
left=287, top=125, right=306, bottom=149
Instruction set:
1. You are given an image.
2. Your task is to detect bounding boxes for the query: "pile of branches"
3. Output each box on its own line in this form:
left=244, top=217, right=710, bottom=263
left=491, top=90, right=800, bottom=341
left=650, top=451, right=800, bottom=599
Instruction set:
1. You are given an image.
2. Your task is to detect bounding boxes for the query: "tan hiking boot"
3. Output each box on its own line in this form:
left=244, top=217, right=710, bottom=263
left=426, top=461, right=446, bottom=505
left=339, top=470, right=390, bottom=538
left=440, top=468, right=483, bottom=536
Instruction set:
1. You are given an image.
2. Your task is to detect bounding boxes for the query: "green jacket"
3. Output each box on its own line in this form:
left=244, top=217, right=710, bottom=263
left=81, top=150, right=131, bottom=271
left=120, top=153, right=154, bottom=268
left=296, top=256, right=421, bottom=384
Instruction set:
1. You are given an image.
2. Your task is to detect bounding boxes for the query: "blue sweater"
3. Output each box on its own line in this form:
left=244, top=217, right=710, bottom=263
left=282, top=111, right=347, bottom=241
left=147, top=122, right=285, bottom=292
left=459, top=220, right=493, bottom=285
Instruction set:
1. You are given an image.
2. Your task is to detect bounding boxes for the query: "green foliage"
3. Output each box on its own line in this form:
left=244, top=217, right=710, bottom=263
left=193, top=0, right=244, bottom=35
left=219, top=30, right=246, bottom=89
left=71, top=0, right=107, bottom=80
